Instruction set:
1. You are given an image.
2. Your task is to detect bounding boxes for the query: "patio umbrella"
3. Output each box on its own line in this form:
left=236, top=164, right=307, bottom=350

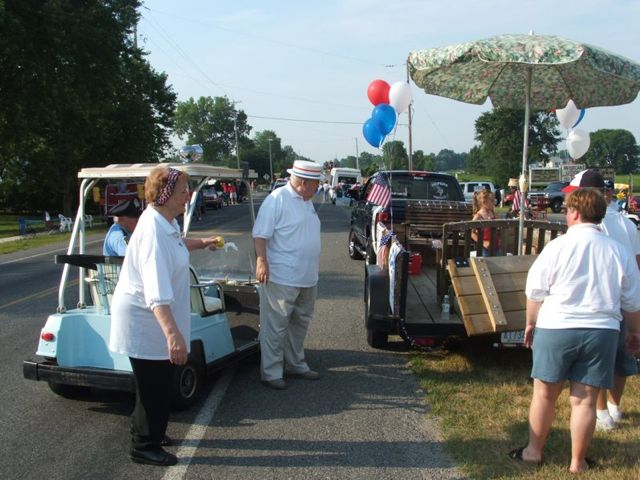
left=407, top=33, right=640, bottom=251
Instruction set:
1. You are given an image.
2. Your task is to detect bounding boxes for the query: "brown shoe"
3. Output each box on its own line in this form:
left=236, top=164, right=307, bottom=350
left=286, top=370, right=321, bottom=380
left=261, top=378, right=288, bottom=390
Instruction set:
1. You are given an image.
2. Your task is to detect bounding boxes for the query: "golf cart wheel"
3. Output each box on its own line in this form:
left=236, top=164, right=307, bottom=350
left=171, top=352, right=204, bottom=410
left=348, top=229, right=364, bottom=260
left=48, top=382, right=90, bottom=399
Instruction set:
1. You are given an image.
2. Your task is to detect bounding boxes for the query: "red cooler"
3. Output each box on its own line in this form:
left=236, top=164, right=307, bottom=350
left=408, top=252, right=422, bottom=275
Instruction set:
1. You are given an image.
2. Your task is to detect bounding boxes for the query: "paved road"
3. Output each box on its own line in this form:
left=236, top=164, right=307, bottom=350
left=0, top=197, right=462, bottom=480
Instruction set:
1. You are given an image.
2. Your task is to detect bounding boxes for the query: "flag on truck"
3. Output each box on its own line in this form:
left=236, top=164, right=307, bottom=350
left=367, top=173, right=391, bottom=209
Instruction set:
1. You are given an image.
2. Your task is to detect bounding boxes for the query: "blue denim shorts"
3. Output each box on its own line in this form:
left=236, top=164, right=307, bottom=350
left=615, top=319, right=639, bottom=377
left=531, top=327, right=618, bottom=389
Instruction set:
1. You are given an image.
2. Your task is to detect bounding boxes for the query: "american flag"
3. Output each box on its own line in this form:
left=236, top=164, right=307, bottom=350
left=367, top=173, right=391, bottom=209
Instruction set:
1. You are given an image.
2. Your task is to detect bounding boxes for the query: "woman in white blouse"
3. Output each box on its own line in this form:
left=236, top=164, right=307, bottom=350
left=110, top=166, right=221, bottom=467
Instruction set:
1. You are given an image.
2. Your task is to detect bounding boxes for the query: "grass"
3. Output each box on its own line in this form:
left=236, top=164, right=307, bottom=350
left=0, top=214, right=107, bottom=255
left=409, top=341, right=640, bottom=479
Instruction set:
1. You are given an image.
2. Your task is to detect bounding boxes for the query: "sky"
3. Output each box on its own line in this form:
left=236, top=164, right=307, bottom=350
left=138, top=0, right=640, bottom=164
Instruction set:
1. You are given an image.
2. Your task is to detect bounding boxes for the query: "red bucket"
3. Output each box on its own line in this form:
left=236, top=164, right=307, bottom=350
left=408, top=252, right=422, bottom=275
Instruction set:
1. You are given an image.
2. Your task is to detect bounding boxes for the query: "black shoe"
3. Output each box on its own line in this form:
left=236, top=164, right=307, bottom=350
left=129, top=446, right=178, bottom=466
left=160, top=435, right=173, bottom=447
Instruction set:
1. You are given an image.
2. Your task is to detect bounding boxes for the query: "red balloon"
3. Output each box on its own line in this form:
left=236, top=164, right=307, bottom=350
left=367, top=80, right=390, bottom=106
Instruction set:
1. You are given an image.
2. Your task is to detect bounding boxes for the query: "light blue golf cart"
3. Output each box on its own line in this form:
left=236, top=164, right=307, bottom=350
left=23, top=163, right=260, bottom=409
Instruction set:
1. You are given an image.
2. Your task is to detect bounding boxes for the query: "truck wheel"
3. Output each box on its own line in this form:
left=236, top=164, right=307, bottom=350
left=171, top=349, right=204, bottom=410
left=551, top=199, right=563, bottom=213
left=348, top=229, right=364, bottom=260
left=48, top=381, right=90, bottom=399
left=365, top=238, right=377, bottom=265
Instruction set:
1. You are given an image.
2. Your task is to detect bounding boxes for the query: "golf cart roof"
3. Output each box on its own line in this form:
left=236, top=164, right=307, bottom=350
left=78, top=163, right=257, bottom=181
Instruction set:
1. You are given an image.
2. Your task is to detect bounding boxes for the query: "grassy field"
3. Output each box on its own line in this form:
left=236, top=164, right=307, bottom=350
left=0, top=214, right=106, bottom=255
left=410, top=342, right=640, bottom=479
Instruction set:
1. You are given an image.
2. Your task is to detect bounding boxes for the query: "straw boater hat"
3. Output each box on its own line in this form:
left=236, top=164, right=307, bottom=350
left=508, top=178, right=518, bottom=187
left=287, top=160, right=323, bottom=180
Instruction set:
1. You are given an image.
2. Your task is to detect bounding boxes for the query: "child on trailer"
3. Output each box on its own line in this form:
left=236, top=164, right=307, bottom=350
left=471, top=189, right=501, bottom=256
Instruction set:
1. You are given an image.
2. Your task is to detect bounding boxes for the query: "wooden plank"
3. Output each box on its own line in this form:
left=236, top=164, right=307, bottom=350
left=456, top=292, right=526, bottom=315
left=452, top=272, right=527, bottom=296
left=463, top=310, right=526, bottom=335
left=471, top=257, right=508, bottom=329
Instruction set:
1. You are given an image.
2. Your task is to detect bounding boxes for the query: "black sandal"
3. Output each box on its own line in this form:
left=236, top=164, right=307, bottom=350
left=508, top=447, right=543, bottom=465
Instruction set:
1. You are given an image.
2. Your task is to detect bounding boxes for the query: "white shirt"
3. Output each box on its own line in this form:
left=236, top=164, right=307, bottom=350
left=252, top=183, right=321, bottom=287
left=600, top=204, right=640, bottom=257
left=526, top=223, right=640, bottom=330
left=109, top=206, right=191, bottom=359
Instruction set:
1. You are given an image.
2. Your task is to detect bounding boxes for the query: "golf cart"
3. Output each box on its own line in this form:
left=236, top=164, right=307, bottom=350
left=23, top=163, right=260, bottom=409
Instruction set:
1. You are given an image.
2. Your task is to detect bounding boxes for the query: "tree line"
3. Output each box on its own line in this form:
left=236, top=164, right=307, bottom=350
left=1, top=2, right=638, bottom=214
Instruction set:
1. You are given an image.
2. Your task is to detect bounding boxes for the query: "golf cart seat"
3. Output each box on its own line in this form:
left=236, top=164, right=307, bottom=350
left=190, top=266, right=224, bottom=315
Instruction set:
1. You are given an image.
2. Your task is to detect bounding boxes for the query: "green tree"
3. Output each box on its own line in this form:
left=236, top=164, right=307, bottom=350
left=466, top=146, right=484, bottom=174
left=382, top=141, right=408, bottom=169
left=173, top=96, right=251, bottom=165
left=583, top=129, right=638, bottom=173
left=0, top=0, right=175, bottom=213
left=474, top=108, right=560, bottom=185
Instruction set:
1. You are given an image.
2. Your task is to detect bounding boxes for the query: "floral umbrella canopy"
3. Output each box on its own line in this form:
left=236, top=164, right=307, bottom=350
left=407, top=33, right=640, bottom=249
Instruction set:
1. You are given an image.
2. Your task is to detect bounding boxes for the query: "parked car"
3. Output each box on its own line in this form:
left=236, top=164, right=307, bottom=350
left=459, top=181, right=498, bottom=205
left=528, top=181, right=569, bottom=213
left=202, top=187, right=224, bottom=209
left=270, top=178, right=288, bottom=192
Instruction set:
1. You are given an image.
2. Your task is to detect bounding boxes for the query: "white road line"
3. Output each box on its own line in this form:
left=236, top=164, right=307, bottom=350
left=162, top=367, right=236, bottom=480
left=0, top=239, right=103, bottom=266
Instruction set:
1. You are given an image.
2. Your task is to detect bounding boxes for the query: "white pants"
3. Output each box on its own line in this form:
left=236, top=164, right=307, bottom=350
left=258, top=282, right=317, bottom=381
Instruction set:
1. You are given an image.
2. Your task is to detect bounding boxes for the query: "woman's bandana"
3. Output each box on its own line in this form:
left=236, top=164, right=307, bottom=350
left=155, top=168, right=181, bottom=206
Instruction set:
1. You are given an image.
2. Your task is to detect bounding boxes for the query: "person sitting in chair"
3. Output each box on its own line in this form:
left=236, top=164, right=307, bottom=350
left=103, top=198, right=143, bottom=256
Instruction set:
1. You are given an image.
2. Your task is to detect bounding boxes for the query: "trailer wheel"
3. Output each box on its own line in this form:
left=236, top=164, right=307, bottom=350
left=48, top=382, right=90, bottom=399
left=348, top=229, right=364, bottom=260
left=365, top=238, right=377, bottom=265
left=171, top=346, right=204, bottom=410
left=365, top=277, right=387, bottom=349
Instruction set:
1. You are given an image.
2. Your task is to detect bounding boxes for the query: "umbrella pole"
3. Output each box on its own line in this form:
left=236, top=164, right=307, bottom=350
left=518, top=68, right=532, bottom=254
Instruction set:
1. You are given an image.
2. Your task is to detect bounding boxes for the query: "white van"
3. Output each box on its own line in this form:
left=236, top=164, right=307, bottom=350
left=329, top=167, right=362, bottom=204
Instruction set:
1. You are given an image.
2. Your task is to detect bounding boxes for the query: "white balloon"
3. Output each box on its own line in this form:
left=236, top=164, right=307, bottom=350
left=566, top=129, right=590, bottom=159
left=556, top=99, right=580, bottom=129
left=389, top=81, right=412, bottom=114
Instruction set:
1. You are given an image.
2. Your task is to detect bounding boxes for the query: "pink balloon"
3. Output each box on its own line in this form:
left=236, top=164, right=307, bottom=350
left=367, top=80, right=390, bottom=106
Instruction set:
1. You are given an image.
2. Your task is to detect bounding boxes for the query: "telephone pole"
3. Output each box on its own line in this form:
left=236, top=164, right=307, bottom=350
left=232, top=100, right=242, bottom=169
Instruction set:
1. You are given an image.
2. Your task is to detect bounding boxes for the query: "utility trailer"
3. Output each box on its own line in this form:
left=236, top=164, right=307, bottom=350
left=364, top=218, right=567, bottom=349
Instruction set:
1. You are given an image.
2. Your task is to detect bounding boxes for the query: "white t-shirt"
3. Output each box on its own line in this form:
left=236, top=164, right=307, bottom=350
left=526, top=223, right=640, bottom=330
left=252, top=183, right=321, bottom=287
left=109, top=206, right=191, bottom=359
left=600, top=204, right=640, bottom=257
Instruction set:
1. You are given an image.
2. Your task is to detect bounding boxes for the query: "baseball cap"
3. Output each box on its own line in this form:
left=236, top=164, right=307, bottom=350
left=562, top=169, right=604, bottom=193
left=109, top=198, right=143, bottom=217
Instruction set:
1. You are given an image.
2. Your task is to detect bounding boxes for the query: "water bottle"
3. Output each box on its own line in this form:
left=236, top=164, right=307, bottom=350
left=441, top=294, right=450, bottom=320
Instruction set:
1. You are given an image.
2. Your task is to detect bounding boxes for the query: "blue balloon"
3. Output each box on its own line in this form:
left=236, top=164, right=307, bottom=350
left=572, top=108, right=586, bottom=128
left=363, top=118, right=385, bottom=148
left=372, top=104, right=397, bottom=135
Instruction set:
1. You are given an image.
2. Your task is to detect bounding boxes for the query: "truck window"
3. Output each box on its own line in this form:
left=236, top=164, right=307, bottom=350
left=389, top=176, right=461, bottom=201
left=338, top=176, right=358, bottom=184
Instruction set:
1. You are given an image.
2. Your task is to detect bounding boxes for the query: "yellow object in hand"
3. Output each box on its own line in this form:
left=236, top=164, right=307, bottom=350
left=215, top=236, right=225, bottom=248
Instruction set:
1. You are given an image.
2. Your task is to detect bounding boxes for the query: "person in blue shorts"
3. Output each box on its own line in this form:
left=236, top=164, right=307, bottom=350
left=508, top=187, right=640, bottom=474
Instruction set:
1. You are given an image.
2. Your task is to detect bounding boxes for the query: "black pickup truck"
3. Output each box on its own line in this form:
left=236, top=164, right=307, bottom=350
left=348, top=170, right=470, bottom=263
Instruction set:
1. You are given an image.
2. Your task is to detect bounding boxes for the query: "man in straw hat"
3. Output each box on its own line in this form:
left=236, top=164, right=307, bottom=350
left=252, top=160, right=323, bottom=390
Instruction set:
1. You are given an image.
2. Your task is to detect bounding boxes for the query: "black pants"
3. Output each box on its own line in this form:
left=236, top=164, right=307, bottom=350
left=129, top=357, right=174, bottom=449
